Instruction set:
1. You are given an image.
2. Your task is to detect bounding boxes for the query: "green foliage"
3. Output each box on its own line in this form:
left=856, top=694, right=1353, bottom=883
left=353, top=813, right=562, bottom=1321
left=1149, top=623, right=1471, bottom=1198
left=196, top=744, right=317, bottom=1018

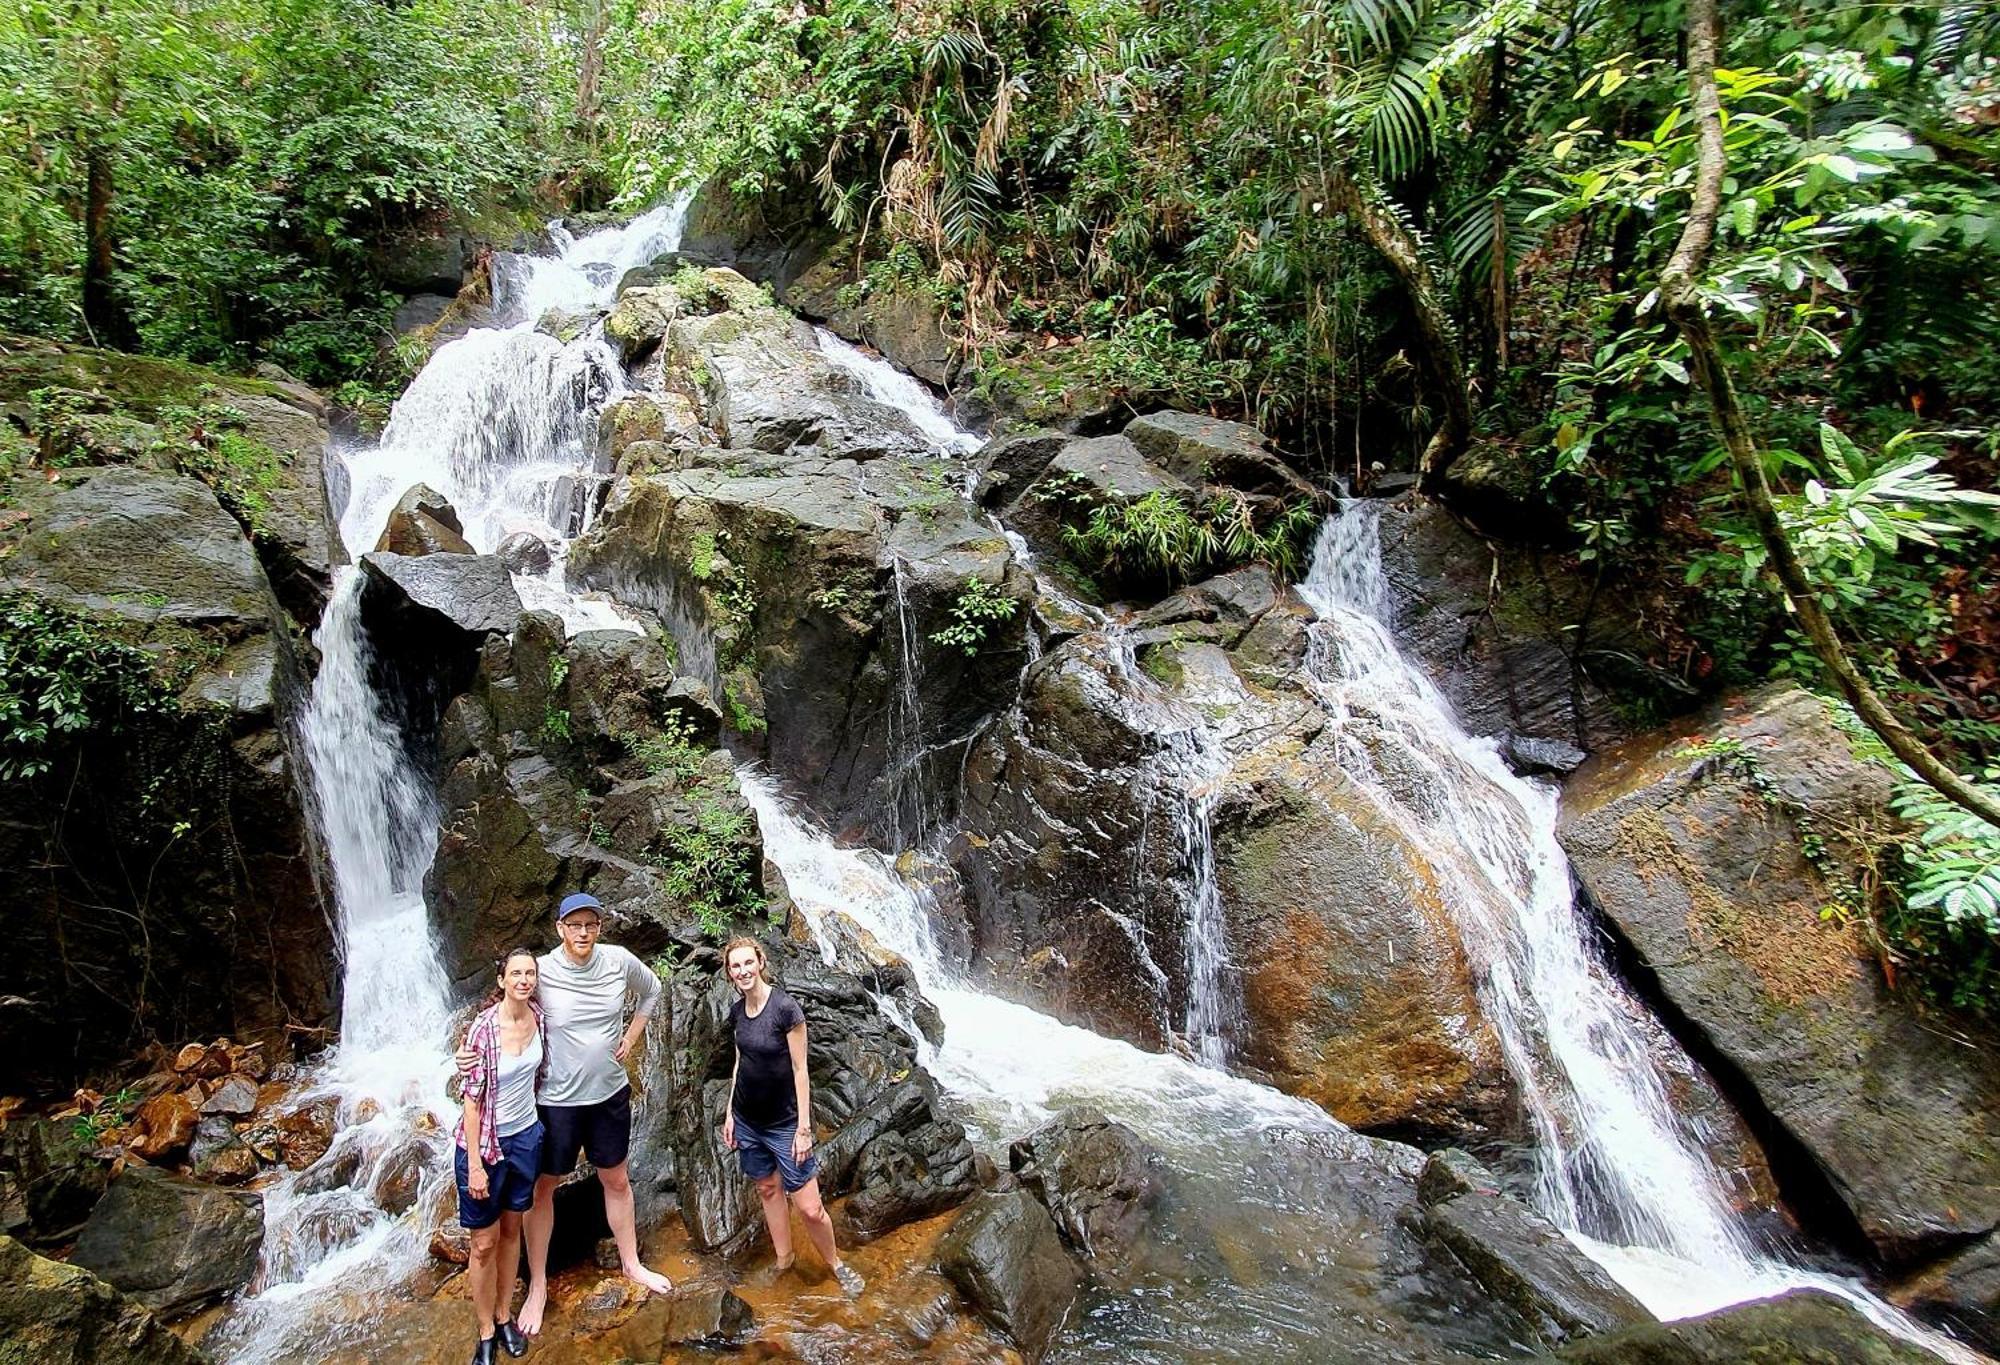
left=0, top=594, right=186, bottom=780
left=1056, top=484, right=1320, bottom=587
left=0, top=0, right=585, bottom=377
left=648, top=793, right=764, bottom=938
left=622, top=711, right=708, bottom=784
left=542, top=653, right=572, bottom=744
left=930, top=576, right=1018, bottom=657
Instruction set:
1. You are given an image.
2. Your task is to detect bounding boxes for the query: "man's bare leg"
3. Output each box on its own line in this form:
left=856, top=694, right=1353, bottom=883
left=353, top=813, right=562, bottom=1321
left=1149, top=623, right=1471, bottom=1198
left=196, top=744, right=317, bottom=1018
left=516, top=1174, right=559, bottom=1334
left=598, top=1160, right=672, bottom=1293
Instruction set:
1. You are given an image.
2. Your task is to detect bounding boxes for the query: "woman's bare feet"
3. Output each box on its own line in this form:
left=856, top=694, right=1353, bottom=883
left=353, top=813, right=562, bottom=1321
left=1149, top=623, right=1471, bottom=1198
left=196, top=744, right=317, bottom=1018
left=624, top=1261, right=673, bottom=1295
left=515, top=1282, right=548, bottom=1336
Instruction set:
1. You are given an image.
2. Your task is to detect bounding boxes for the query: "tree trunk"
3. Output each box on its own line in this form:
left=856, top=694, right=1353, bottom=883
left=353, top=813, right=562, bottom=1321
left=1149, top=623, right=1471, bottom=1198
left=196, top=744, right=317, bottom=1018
left=1661, top=0, right=2000, bottom=826
left=1328, top=170, right=1471, bottom=494
left=81, top=142, right=133, bottom=349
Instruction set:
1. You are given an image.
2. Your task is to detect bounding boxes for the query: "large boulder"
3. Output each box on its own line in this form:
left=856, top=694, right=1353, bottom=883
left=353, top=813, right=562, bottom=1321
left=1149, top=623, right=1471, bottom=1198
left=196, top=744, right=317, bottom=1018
left=1211, top=750, right=1514, bottom=1141
left=69, top=1167, right=263, bottom=1316
left=1407, top=1150, right=1651, bottom=1347
left=1559, top=686, right=2000, bottom=1269
left=0, top=333, right=336, bottom=626
left=1376, top=497, right=1668, bottom=753
left=1549, top=1289, right=1939, bottom=1363
left=782, top=245, right=958, bottom=387
left=358, top=551, right=522, bottom=637
left=423, top=613, right=747, bottom=992
left=1007, top=1107, right=1161, bottom=1264
left=1123, top=410, right=1316, bottom=502
left=571, top=453, right=1030, bottom=837
left=0, top=1234, right=208, bottom=1364
left=0, top=467, right=337, bottom=1092
left=660, top=267, right=936, bottom=461
left=936, top=1189, right=1081, bottom=1363
left=373, top=483, right=473, bottom=557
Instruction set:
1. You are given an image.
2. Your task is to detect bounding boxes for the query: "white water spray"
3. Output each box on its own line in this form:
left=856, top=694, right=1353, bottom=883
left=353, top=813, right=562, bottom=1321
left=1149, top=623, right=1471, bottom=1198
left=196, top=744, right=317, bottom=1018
left=1296, top=502, right=1979, bottom=1359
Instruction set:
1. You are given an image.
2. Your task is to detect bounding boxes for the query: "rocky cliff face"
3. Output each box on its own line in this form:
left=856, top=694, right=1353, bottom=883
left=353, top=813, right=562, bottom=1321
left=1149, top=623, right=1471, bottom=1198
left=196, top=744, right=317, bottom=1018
left=0, top=341, right=339, bottom=1092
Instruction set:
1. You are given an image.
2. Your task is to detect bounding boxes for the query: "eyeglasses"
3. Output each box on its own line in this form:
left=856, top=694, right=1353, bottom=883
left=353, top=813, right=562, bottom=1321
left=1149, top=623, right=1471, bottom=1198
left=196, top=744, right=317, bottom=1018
left=562, top=919, right=602, bottom=933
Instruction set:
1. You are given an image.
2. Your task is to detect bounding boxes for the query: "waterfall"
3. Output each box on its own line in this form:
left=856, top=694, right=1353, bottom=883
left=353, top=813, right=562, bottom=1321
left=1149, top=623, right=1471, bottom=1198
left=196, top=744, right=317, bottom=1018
left=814, top=327, right=981, bottom=458
left=213, top=204, right=683, bottom=1360
left=1296, top=503, right=1978, bottom=1356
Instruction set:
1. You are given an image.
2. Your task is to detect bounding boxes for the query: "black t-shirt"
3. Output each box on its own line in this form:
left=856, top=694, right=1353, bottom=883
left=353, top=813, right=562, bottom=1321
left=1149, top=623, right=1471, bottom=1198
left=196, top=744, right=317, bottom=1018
left=730, top=986, right=806, bottom=1128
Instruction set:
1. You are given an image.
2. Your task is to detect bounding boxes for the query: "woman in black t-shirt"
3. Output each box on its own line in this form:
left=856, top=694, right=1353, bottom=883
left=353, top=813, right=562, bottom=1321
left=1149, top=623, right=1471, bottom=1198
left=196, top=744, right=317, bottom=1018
left=719, top=936, right=864, bottom=1295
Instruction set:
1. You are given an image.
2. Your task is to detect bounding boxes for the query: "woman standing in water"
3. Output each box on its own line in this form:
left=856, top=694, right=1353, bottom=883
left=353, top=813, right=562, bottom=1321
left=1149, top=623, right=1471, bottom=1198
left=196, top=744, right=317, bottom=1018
left=718, top=936, right=864, bottom=1295
left=456, top=947, right=549, bottom=1363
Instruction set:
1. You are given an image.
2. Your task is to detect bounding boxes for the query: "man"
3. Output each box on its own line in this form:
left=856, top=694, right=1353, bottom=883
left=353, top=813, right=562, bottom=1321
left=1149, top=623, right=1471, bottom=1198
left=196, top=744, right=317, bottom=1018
left=461, top=892, right=672, bottom=1335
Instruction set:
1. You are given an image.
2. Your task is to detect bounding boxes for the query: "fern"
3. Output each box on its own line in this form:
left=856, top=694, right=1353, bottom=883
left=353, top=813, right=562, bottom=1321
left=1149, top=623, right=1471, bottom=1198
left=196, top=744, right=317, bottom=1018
left=1893, top=777, right=2000, bottom=934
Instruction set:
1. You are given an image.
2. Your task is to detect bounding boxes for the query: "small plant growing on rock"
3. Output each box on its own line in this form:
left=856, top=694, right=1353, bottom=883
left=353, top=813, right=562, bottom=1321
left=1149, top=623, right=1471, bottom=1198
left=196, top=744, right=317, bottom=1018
left=649, top=793, right=764, bottom=938
left=931, top=577, right=1018, bottom=657
left=541, top=654, right=572, bottom=743
left=623, top=712, right=707, bottom=785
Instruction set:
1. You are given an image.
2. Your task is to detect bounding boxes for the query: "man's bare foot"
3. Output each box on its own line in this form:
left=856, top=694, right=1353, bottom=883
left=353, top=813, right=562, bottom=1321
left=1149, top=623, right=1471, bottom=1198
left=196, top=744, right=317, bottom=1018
left=516, top=1282, right=548, bottom=1336
left=624, top=1263, right=673, bottom=1295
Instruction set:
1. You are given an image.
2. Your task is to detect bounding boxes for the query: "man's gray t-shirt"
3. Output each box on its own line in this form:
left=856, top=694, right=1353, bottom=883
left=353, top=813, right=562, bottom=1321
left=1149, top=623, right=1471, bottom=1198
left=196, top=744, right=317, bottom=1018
left=536, top=943, right=662, bottom=1106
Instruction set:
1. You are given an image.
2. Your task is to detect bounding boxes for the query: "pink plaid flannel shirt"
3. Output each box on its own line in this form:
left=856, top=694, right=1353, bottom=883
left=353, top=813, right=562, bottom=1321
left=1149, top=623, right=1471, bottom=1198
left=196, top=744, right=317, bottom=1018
left=454, top=999, right=550, bottom=1166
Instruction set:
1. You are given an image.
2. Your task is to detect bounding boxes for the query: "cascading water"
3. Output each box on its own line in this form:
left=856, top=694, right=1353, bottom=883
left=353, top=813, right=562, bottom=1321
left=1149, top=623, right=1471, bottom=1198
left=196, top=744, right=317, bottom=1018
left=212, top=206, right=676, bottom=1360
left=1295, top=501, right=1978, bottom=1356
left=814, top=327, right=982, bottom=458
left=772, top=351, right=1973, bottom=1359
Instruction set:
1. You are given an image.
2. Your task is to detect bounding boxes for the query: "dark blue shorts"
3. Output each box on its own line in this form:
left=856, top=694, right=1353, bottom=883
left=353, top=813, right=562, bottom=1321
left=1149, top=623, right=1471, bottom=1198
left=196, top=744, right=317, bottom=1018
left=540, top=1086, right=632, bottom=1177
left=734, top=1114, right=819, bottom=1192
left=456, top=1120, right=543, bottom=1230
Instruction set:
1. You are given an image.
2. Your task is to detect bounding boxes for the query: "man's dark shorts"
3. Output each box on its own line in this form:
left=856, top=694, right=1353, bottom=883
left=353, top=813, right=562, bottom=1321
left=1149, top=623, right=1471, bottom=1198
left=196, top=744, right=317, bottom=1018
left=455, top=1120, right=543, bottom=1229
left=539, top=1086, right=633, bottom=1176
left=734, top=1114, right=819, bottom=1192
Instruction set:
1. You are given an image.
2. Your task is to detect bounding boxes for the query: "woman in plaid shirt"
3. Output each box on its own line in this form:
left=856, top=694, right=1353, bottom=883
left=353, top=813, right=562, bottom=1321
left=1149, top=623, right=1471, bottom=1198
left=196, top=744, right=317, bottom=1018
left=454, top=947, right=549, bottom=1364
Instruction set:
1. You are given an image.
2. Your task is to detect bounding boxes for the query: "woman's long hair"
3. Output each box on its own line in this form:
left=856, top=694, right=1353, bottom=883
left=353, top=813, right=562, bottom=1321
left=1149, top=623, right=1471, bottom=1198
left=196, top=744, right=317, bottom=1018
left=721, top=936, right=774, bottom=988
left=479, top=945, right=542, bottom=1010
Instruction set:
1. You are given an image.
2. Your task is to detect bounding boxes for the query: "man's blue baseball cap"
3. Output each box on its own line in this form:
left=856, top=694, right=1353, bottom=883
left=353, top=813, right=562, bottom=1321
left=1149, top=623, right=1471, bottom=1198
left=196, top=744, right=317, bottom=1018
left=557, top=892, right=604, bottom=921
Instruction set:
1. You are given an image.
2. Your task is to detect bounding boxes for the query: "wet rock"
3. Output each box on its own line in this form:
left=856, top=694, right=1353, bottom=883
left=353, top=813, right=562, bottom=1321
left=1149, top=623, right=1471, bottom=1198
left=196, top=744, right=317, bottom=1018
left=374, top=482, right=473, bottom=556
left=998, top=433, right=1190, bottom=567
left=782, top=244, right=958, bottom=386
left=572, top=455, right=1029, bottom=834
left=128, top=1091, right=199, bottom=1162
left=1408, top=1150, right=1651, bottom=1346
left=936, top=1189, right=1080, bottom=1363
left=1007, top=1107, right=1161, bottom=1263
left=950, top=638, right=1192, bottom=1049
left=369, top=1135, right=433, bottom=1217
left=594, top=1283, right=755, bottom=1350
left=972, top=429, right=1069, bottom=508
left=393, top=293, right=455, bottom=335
left=277, top=1097, right=338, bottom=1169
left=605, top=284, right=684, bottom=363
left=1559, top=687, right=2000, bottom=1268
left=358, top=551, right=522, bottom=637
left=1891, top=1232, right=2000, bottom=1354
left=0, top=1233, right=206, bottom=1365
left=1500, top=732, right=1589, bottom=777
left=70, top=1166, right=263, bottom=1315
left=1123, top=409, right=1315, bottom=502
left=495, top=529, right=554, bottom=576
left=200, top=1075, right=259, bottom=1117
left=1376, top=497, right=1662, bottom=751
left=2, top=1120, right=109, bottom=1244
left=1212, top=749, right=1514, bottom=1143
left=1549, top=1289, right=1936, bottom=1363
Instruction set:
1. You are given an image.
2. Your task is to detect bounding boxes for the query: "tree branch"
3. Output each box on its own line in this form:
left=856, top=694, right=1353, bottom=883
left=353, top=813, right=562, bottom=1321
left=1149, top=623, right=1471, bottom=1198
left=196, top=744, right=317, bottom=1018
left=1661, top=0, right=2000, bottom=827
left=1329, top=170, right=1472, bottom=493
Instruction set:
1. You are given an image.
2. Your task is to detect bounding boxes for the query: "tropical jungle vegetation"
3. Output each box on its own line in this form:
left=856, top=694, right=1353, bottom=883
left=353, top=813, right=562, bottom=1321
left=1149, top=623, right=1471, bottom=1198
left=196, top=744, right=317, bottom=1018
left=3, top=0, right=1997, bottom=1000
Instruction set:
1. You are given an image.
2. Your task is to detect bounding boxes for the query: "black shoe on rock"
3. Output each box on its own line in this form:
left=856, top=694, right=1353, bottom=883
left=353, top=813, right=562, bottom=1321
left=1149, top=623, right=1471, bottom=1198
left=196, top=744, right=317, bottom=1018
left=496, top=1319, right=529, bottom=1358
left=470, top=1336, right=497, bottom=1365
